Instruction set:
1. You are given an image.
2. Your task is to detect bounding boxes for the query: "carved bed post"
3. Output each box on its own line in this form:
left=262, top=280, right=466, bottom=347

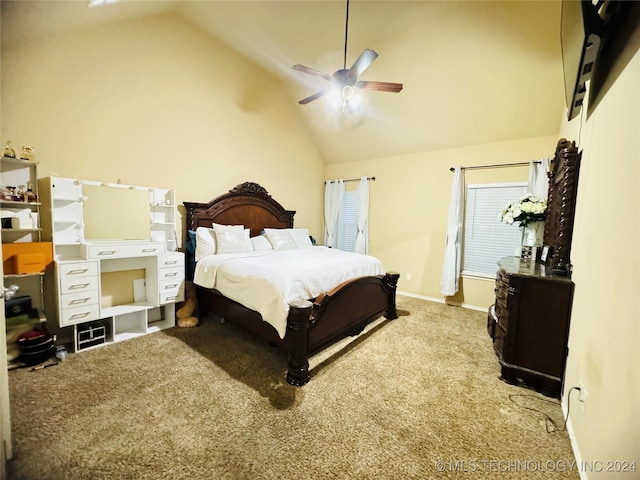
left=286, top=300, right=313, bottom=386
left=383, top=272, right=400, bottom=319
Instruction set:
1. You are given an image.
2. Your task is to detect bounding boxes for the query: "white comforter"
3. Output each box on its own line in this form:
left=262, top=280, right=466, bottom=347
left=193, top=246, right=384, bottom=339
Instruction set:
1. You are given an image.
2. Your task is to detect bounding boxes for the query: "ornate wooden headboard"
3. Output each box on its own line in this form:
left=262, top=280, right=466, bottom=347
left=184, top=182, right=295, bottom=238
left=543, top=138, right=582, bottom=275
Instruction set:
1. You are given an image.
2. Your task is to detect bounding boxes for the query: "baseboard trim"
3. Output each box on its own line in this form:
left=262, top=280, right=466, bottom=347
left=397, top=291, right=487, bottom=312
left=562, top=395, right=588, bottom=480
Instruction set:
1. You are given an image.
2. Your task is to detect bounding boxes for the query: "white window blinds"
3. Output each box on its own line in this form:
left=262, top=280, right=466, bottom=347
left=462, top=182, right=527, bottom=277
left=337, top=191, right=358, bottom=252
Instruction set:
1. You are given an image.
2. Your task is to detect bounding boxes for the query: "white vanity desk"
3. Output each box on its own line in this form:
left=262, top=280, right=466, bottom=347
left=39, top=176, right=185, bottom=351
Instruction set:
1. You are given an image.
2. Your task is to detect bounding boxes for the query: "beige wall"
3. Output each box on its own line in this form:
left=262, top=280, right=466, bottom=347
left=326, top=134, right=558, bottom=308
left=559, top=51, right=640, bottom=475
left=0, top=12, right=325, bottom=244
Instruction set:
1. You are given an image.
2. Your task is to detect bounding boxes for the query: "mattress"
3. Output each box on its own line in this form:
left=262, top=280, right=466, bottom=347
left=193, top=246, right=384, bottom=338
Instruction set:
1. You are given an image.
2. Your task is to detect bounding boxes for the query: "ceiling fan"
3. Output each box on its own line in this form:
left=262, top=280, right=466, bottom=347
left=292, top=0, right=403, bottom=107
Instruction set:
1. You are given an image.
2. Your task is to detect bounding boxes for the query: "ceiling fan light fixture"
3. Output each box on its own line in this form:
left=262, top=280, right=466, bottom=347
left=341, top=85, right=356, bottom=101
left=329, top=85, right=362, bottom=113
left=88, top=0, right=119, bottom=7
left=292, top=0, right=403, bottom=107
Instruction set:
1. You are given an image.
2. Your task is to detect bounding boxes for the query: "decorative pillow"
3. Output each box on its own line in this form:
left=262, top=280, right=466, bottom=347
left=195, top=227, right=216, bottom=261
left=264, top=228, right=298, bottom=251
left=251, top=235, right=273, bottom=251
left=288, top=228, right=313, bottom=247
left=212, top=223, right=252, bottom=254
left=186, top=230, right=197, bottom=256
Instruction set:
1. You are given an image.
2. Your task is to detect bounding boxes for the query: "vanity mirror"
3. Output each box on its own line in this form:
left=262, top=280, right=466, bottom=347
left=83, top=184, right=150, bottom=241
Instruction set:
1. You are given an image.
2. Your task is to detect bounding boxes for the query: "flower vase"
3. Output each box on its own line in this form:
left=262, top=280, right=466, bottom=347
left=521, top=221, right=544, bottom=247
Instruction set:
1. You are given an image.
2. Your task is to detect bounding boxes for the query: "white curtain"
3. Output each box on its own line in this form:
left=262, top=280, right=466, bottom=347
left=324, top=179, right=345, bottom=248
left=354, top=176, right=370, bottom=254
left=528, top=158, right=550, bottom=197
left=440, top=166, right=465, bottom=297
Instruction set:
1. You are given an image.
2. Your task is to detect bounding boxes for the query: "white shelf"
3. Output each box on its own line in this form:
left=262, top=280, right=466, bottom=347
left=0, top=200, right=41, bottom=207
left=1, top=156, right=38, bottom=166
left=3, top=272, right=44, bottom=279
left=73, top=303, right=176, bottom=351
left=2, top=228, right=41, bottom=233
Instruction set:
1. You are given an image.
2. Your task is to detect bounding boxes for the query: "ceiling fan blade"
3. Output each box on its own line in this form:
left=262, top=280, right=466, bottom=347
left=298, top=89, right=331, bottom=105
left=292, top=64, right=332, bottom=81
left=356, top=81, right=403, bottom=93
left=348, top=49, right=378, bottom=78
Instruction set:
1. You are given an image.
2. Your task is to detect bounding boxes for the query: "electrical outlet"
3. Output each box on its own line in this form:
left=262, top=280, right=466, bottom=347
left=578, top=383, right=588, bottom=403
left=406, top=273, right=412, bottom=281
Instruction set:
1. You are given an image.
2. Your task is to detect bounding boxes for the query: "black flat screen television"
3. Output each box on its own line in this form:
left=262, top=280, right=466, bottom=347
left=561, top=0, right=603, bottom=121
left=587, top=1, right=640, bottom=116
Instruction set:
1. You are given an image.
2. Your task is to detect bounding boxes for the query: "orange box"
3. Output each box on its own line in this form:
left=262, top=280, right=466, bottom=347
left=13, top=253, right=46, bottom=274
left=2, top=242, right=53, bottom=274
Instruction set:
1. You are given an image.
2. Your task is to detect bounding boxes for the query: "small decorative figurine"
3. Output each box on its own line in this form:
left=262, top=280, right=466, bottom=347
left=20, top=146, right=34, bottom=161
left=3, top=141, right=16, bottom=158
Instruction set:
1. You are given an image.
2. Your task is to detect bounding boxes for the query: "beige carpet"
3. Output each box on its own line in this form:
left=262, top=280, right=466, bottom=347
left=7, top=296, right=579, bottom=480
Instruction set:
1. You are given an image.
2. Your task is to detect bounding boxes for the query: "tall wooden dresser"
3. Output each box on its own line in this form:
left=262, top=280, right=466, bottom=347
left=488, top=257, right=574, bottom=397
left=488, top=138, right=581, bottom=398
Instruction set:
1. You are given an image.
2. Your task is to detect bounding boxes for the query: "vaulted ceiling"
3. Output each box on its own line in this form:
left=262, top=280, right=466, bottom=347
left=1, top=0, right=564, bottom=164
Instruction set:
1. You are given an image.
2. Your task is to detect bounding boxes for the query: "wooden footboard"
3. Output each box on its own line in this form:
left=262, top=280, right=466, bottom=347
left=196, top=272, right=399, bottom=386
left=197, top=272, right=400, bottom=386
left=285, top=271, right=400, bottom=386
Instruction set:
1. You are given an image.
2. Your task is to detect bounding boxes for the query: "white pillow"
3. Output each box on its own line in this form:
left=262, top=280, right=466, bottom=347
left=251, top=235, right=273, bottom=251
left=195, top=227, right=216, bottom=261
left=288, top=228, right=313, bottom=247
left=264, top=228, right=298, bottom=251
left=212, top=223, right=252, bottom=254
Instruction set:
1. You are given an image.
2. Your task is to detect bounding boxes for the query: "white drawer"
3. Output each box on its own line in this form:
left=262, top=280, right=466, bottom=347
left=59, top=261, right=98, bottom=278
left=60, top=290, right=100, bottom=310
left=84, top=242, right=165, bottom=259
left=60, top=275, right=99, bottom=294
left=158, top=266, right=182, bottom=281
left=159, top=278, right=184, bottom=293
left=160, top=290, right=184, bottom=305
left=159, top=255, right=184, bottom=269
left=60, top=304, right=100, bottom=326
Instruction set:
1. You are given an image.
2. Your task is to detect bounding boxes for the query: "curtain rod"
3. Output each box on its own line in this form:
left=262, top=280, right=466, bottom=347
left=449, top=161, right=540, bottom=172
left=325, top=176, right=376, bottom=184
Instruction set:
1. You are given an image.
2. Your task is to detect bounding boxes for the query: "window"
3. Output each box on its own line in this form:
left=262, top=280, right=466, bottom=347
left=336, top=191, right=357, bottom=251
left=462, top=182, right=527, bottom=277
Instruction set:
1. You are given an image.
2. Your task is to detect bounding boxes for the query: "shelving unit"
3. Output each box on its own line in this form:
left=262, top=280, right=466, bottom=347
left=1, top=156, right=42, bottom=243
left=1, top=156, right=49, bottom=364
left=150, top=188, right=176, bottom=247
left=38, top=175, right=184, bottom=352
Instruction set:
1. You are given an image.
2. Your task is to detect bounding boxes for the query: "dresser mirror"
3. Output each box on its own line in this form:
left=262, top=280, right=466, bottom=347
left=543, top=138, right=582, bottom=276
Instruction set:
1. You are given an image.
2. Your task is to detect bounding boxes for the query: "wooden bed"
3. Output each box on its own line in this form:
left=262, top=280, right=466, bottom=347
left=184, top=182, right=399, bottom=386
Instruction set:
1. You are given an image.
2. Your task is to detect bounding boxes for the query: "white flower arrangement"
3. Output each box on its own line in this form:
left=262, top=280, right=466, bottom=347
left=499, top=193, right=547, bottom=227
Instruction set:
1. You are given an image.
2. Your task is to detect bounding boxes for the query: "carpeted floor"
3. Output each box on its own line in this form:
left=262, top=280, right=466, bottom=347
left=7, top=296, right=579, bottom=479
